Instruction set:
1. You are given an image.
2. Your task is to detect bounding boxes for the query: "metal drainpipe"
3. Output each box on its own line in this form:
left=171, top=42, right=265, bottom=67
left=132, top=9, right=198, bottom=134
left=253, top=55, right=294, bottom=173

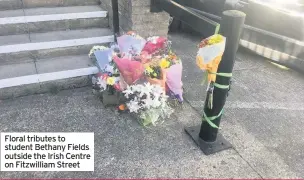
left=111, top=0, right=119, bottom=42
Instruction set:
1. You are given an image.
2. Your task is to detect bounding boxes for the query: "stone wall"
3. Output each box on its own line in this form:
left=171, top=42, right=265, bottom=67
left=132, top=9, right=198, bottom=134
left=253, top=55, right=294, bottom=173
left=100, top=0, right=170, bottom=38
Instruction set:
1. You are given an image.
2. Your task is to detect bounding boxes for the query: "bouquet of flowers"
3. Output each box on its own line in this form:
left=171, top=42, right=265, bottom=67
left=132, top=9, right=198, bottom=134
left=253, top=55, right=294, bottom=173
left=92, top=73, right=121, bottom=93
left=196, top=34, right=226, bottom=110
left=196, top=34, right=226, bottom=82
left=123, top=83, right=174, bottom=126
left=117, top=31, right=147, bottom=56
left=160, top=51, right=183, bottom=102
left=144, top=60, right=167, bottom=89
left=90, top=45, right=121, bottom=94
left=142, top=36, right=167, bottom=55
left=113, top=55, right=145, bottom=85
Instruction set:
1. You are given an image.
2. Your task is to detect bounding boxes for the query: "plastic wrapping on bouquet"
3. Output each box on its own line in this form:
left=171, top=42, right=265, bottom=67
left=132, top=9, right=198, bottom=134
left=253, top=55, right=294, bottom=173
left=166, top=63, right=183, bottom=102
left=117, top=35, right=147, bottom=55
left=197, top=35, right=226, bottom=82
left=113, top=56, right=145, bottom=85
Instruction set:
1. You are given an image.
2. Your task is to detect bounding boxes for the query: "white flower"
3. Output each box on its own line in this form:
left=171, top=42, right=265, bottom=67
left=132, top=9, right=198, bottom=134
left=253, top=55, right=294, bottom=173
left=97, top=77, right=107, bottom=91
left=143, top=96, right=153, bottom=109
left=132, top=84, right=144, bottom=93
left=147, top=36, right=159, bottom=44
left=151, top=98, right=162, bottom=108
left=124, top=83, right=174, bottom=124
left=123, top=86, right=133, bottom=99
left=139, top=83, right=153, bottom=97
left=127, top=100, right=141, bottom=113
left=152, top=84, right=164, bottom=96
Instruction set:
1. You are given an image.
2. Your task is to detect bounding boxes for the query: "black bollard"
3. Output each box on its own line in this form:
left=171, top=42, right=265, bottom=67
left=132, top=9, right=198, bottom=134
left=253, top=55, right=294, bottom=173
left=185, top=10, right=246, bottom=155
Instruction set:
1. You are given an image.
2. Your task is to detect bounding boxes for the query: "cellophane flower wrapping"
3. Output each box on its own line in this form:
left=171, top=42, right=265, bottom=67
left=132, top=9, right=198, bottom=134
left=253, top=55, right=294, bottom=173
left=142, top=36, right=167, bottom=55
left=113, top=55, right=144, bottom=85
left=117, top=34, right=147, bottom=56
left=197, top=34, right=226, bottom=82
left=93, top=48, right=113, bottom=71
left=166, top=63, right=183, bottom=102
left=123, top=83, right=174, bottom=126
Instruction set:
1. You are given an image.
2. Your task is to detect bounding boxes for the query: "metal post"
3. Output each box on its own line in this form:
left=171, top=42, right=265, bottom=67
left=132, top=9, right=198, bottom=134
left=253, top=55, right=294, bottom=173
left=185, top=10, right=246, bottom=155
left=111, top=0, right=119, bottom=42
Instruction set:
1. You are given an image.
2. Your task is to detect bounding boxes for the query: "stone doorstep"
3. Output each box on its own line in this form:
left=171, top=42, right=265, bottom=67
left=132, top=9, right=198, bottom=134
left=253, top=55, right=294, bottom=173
left=0, top=28, right=114, bottom=63
left=0, top=40, right=109, bottom=100
left=0, top=0, right=23, bottom=11
left=0, top=0, right=100, bottom=10
left=0, top=57, right=98, bottom=100
left=0, top=6, right=108, bottom=36
left=0, top=76, right=92, bottom=100
left=22, top=0, right=100, bottom=9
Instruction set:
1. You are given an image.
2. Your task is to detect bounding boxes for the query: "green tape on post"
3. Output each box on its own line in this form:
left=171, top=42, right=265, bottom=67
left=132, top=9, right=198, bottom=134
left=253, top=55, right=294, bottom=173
left=214, top=24, right=221, bottom=34
left=203, top=110, right=223, bottom=129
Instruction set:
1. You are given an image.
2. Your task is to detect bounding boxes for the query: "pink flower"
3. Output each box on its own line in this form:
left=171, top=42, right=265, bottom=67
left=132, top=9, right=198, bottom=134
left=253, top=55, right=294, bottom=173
left=114, top=83, right=121, bottom=91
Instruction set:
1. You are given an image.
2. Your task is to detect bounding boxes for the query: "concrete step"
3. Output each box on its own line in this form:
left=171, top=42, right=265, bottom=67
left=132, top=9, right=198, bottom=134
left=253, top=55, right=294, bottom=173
left=0, top=5, right=108, bottom=36
left=0, top=28, right=114, bottom=65
left=0, top=0, right=100, bottom=10
left=23, top=0, right=100, bottom=9
left=0, top=54, right=98, bottom=99
left=0, top=0, right=23, bottom=11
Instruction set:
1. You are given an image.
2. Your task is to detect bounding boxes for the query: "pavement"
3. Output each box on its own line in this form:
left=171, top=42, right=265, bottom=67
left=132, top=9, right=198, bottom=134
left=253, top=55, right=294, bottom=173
left=0, top=32, right=303, bottom=178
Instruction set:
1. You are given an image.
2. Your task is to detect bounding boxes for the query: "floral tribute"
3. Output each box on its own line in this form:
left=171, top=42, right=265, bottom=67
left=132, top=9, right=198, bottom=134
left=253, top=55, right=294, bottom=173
left=90, top=32, right=183, bottom=126
left=196, top=34, right=228, bottom=128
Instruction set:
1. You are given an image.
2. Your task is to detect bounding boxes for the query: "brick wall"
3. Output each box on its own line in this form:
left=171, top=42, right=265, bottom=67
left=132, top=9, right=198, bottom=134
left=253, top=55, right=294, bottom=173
left=100, top=0, right=170, bottom=38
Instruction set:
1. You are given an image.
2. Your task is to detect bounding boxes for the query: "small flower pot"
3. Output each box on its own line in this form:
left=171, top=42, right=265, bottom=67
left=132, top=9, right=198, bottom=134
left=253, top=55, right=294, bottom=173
left=101, top=90, right=126, bottom=107
left=101, top=91, right=119, bottom=106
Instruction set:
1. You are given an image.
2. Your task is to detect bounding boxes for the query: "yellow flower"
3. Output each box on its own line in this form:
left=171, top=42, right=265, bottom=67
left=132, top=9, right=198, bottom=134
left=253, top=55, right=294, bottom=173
left=208, top=34, right=223, bottom=45
left=160, top=58, right=170, bottom=69
left=107, top=77, right=115, bottom=85
left=146, top=66, right=154, bottom=73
